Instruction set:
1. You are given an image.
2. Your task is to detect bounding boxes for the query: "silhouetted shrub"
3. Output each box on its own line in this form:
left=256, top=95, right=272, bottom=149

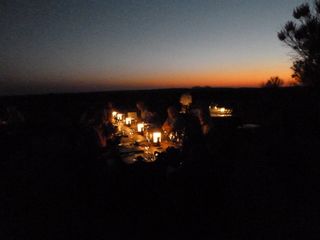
left=262, top=76, right=284, bottom=88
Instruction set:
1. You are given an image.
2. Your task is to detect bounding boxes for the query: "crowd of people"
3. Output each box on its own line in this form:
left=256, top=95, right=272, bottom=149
left=77, top=93, right=214, bottom=166
left=0, top=94, right=215, bottom=181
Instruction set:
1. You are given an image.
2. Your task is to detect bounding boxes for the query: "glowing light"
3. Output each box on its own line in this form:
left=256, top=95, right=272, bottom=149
left=180, top=93, right=192, bottom=106
left=117, top=113, right=123, bottom=120
left=125, top=117, right=132, bottom=125
left=137, top=123, right=144, bottom=132
left=210, top=105, right=232, bottom=117
left=153, top=132, right=161, bottom=143
left=112, top=111, right=117, bottom=117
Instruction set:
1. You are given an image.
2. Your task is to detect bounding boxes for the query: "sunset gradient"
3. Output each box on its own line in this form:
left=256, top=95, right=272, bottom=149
left=0, top=0, right=309, bottom=95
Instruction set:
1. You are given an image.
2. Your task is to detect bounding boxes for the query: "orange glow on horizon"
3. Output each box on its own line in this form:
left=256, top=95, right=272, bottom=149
left=29, top=64, right=293, bottom=91
left=101, top=67, right=293, bottom=89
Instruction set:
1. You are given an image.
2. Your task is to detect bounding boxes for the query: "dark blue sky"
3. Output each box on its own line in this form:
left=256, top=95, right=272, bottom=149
left=0, top=0, right=309, bottom=95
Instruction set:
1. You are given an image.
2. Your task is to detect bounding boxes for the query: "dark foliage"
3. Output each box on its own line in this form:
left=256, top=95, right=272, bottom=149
left=262, top=76, right=284, bottom=88
left=278, top=0, right=320, bottom=87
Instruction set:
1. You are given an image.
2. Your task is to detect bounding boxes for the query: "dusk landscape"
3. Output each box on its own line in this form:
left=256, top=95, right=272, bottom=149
left=1, top=0, right=320, bottom=239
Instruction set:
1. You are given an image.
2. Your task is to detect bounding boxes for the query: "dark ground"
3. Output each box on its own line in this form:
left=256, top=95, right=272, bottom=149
left=1, top=87, right=320, bottom=239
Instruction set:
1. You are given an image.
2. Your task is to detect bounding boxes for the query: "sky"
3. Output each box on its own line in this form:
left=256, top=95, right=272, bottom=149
left=0, top=0, right=311, bottom=95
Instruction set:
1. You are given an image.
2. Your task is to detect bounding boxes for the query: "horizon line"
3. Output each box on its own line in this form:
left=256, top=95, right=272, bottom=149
left=0, top=85, right=301, bottom=98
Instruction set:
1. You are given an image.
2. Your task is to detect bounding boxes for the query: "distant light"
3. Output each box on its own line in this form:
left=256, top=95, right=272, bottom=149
left=209, top=105, right=232, bottom=117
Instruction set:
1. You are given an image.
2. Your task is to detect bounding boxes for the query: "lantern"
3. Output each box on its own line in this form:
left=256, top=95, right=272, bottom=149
left=137, top=123, right=144, bottom=132
left=125, top=117, right=132, bottom=125
left=153, top=132, right=161, bottom=143
left=117, top=113, right=123, bottom=120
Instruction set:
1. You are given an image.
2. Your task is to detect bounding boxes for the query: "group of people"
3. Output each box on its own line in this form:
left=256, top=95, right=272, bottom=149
left=136, top=98, right=212, bottom=138
left=137, top=98, right=213, bottom=139
left=79, top=93, right=214, bottom=166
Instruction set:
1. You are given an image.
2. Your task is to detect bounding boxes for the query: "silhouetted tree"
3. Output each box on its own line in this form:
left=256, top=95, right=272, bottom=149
left=262, top=76, right=284, bottom=88
left=278, top=0, right=320, bottom=87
